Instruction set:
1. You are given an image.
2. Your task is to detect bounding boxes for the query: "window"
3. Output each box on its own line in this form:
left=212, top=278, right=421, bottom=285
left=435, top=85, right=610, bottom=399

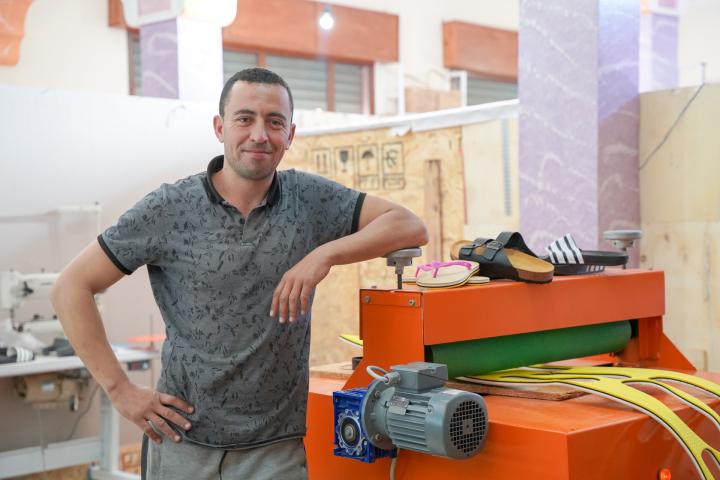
left=128, top=32, right=141, bottom=95
left=223, top=50, right=371, bottom=114
left=265, top=55, right=328, bottom=110
left=222, top=50, right=258, bottom=83
left=334, top=63, right=365, bottom=114
left=466, top=77, right=517, bottom=106
left=128, top=35, right=372, bottom=114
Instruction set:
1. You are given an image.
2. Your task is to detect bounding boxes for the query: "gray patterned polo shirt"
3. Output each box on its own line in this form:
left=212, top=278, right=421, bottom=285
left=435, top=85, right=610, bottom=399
left=99, top=155, right=365, bottom=448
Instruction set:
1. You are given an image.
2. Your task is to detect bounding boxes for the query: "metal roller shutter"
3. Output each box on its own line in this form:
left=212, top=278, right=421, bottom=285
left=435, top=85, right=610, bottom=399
left=467, top=77, right=517, bottom=105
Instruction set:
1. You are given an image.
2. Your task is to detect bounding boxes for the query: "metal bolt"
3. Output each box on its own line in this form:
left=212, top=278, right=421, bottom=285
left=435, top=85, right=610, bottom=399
left=408, top=299, right=415, bottom=307
left=374, top=390, right=381, bottom=399
left=373, top=433, right=384, bottom=442
left=363, top=295, right=371, bottom=304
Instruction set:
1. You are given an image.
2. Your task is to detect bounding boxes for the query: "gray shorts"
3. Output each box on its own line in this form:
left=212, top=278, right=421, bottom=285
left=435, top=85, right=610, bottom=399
left=145, top=436, right=308, bottom=480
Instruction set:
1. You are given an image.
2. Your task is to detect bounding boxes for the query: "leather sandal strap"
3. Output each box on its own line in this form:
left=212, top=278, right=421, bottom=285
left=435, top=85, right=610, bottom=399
left=470, top=237, right=505, bottom=261
left=495, top=231, right=538, bottom=257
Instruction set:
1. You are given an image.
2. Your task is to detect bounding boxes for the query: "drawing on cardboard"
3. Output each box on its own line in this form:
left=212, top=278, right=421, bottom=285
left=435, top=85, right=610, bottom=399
left=335, top=147, right=354, bottom=175
left=381, top=142, right=404, bottom=175
left=312, top=148, right=332, bottom=175
left=357, top=144, right=379, bottom=190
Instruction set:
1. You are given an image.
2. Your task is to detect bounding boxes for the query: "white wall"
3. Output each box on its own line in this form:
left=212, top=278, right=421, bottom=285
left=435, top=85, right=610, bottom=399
left=328, top=0, right=519, bottom=90
left=678, top=0, right=720, bottom=87
left=0, top=0, right=129, bottom=95
left=0, top=84, right=222, bottom=451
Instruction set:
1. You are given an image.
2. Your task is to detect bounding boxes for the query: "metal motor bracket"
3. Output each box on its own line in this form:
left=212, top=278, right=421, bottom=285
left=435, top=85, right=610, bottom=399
left=360, top=378, right=396, bottom=450
left=383, top=247, right=423, bottom=290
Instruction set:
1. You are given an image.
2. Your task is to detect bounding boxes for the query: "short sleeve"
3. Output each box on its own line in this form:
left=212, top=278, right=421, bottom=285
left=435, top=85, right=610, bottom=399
left=294, top=171, right=365, bottom=246
left=98, top=185, right=171, bottom=274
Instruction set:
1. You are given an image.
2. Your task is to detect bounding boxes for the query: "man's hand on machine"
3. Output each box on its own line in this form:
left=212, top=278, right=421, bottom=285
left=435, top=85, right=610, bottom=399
left=270, top=247, right=332, bottom=323
left=108, top=379, right=194, bottom=444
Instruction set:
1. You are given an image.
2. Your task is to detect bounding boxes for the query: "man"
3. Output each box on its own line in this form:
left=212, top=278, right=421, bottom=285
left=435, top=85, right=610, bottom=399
left=51, top=67, right=428, bottom=479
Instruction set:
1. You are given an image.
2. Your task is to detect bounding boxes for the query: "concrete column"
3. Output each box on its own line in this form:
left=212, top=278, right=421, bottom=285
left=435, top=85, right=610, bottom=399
left=519, top=0, right=640, bottom=257
left=640, top=4, right=679, bottom=92
left=122, top=0, right=236, bottom=101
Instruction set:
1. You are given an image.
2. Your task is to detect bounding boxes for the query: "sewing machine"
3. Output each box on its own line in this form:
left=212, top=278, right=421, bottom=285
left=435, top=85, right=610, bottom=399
left=1, top=270, right=63, bottom=343
left=306, top=266, right=720, bottom=479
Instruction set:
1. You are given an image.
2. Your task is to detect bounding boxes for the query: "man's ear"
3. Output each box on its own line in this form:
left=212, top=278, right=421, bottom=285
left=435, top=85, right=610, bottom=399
left=212, top=115, right=224, bottom=142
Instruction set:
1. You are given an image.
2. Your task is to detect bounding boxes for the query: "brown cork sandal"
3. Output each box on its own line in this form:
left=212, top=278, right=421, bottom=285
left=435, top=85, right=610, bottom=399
left=450, top=232, right=554, bottom=284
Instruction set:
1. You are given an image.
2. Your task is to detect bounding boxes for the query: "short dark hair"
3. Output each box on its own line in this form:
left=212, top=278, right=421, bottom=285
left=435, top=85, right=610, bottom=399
left=218, top=67, right=294, bottom=119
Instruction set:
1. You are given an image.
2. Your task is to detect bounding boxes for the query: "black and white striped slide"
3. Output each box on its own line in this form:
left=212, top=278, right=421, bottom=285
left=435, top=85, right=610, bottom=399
left=542, top=233, right=627, bottom=275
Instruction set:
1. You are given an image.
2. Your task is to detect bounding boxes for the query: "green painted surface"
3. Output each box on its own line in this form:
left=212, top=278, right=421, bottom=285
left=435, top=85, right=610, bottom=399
left=429, top=321, right=631, bottom=377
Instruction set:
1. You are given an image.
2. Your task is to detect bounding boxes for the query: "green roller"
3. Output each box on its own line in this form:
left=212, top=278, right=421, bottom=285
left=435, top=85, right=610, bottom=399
left=428, top=321, right=632, bottom=378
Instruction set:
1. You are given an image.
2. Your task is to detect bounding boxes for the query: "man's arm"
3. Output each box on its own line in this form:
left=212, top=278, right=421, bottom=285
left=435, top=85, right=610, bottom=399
left=51, top=241, right=193, bottom=444
left=271, top=195, right=428, bottom=322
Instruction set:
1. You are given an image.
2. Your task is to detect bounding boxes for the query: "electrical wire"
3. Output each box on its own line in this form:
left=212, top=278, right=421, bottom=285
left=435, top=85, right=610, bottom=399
left=639, top=81, right=706, bottom=171
left=390, top=448, right=400, bottom=480
left=366, top=365, right=389, bottom=381
left=65, top=382, right=100, bottom=441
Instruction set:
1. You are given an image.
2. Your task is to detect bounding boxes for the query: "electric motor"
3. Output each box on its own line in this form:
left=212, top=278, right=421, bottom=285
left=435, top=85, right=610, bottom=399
left=333, top=362, right=488, bottom=462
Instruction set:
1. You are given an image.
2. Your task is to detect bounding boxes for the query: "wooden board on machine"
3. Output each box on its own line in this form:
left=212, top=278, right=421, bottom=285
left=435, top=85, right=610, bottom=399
left=309, top=361, right=585, bottom=401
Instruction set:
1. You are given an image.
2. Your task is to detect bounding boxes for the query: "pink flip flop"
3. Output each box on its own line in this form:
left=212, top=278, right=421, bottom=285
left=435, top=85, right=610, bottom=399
left=414, top=261, right=482, bottom=288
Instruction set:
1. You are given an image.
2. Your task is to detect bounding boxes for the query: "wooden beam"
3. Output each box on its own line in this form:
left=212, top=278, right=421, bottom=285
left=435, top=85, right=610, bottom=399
left=108, top=0, right=127, bottom=28
left=327, top=61, right=335, bottom=112
left=443, top=21, right=517, bottom=81
left=0, top=0, right=33, bottom=66
left=224, top=0, right=398, bottom=63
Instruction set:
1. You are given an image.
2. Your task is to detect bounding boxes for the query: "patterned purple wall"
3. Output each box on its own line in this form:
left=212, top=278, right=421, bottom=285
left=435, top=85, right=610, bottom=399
left=140, top=19, right=179, bottom=99
left=519, top=0, right=640, bottom=256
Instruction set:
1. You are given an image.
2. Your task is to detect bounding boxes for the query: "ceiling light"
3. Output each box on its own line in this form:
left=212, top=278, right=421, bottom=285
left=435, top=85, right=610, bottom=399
left=319, top=6, right=335, bottom=31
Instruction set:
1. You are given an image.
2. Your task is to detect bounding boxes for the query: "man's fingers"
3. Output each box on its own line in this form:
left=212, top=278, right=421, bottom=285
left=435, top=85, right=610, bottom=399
left=277, top=275, right=297, bottom=323
left=288, top=282, right=301, bottom=322
left=300, top=283, right=310, bottom=316
left=158, top=405, right=192, bottom=431
left=159, top=393, right=194, bottom=415
left=278, top=288, right=290, bottom=323
left=148, top=413, right=181, bottom=442
left=140, top=421, right=162, bottom=444
left=270, top=278, right=285, bottom=317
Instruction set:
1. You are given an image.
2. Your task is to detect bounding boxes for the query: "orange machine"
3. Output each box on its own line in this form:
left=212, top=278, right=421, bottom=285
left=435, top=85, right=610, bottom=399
left=305, top=269, right=720, bottom=479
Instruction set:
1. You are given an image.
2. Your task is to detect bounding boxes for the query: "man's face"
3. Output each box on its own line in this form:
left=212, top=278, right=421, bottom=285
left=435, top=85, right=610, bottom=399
left=213, top=81, right=295, bottom=181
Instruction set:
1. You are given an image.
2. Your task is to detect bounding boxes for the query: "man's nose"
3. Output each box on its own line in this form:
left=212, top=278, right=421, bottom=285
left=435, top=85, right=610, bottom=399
left=250, top=121, right=268, bottom=143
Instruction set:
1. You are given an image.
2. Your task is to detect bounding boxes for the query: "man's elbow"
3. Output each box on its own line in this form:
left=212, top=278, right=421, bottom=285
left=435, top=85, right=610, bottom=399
left=50, top=274, right=68, bottom=311
left=402, top=211, right=428, bottom=247
left=414, top=221, right=429, bottom=247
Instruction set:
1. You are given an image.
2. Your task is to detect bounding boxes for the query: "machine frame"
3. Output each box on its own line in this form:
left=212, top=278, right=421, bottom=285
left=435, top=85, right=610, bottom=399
left=306, top=270, right=720, bottom=479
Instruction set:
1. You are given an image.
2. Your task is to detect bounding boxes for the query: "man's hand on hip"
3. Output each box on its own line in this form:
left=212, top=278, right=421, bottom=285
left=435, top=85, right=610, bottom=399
left=108, top=380, right=194, bottom=444
left=270, top=247, right=332, bottom=323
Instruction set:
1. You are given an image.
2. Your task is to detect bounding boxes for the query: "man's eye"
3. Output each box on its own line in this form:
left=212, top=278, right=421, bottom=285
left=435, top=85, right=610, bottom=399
left=236, top=117, right=251, bottom=124
left=271, top=120, right=285, bottom=128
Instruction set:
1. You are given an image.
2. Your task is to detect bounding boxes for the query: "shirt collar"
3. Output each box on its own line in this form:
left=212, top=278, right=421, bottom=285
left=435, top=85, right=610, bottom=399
left=203, top=155, right=281, bottom=207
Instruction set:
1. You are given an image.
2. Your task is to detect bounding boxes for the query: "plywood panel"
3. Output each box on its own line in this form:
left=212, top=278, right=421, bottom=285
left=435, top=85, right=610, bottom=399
left=284, top=127, right=465, bottom=365
left=639, top=84, right=720, bottom=224
left=461, top=118, right=519, bottom=239
left=639, top=83, right=720, bottom=372
left=640, top=222, right=719, bottom=370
